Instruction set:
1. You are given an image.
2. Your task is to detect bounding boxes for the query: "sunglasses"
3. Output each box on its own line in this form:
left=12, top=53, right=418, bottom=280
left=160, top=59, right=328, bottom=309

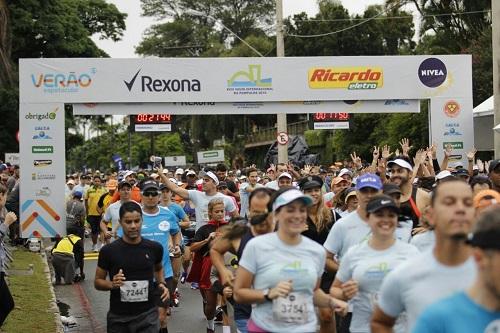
left=142, top=191, right=159, bottom=197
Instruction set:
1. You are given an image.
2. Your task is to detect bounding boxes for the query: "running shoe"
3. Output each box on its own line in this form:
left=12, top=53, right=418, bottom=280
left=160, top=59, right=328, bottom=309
left=180, top=272, right=187, bottom=284
left=172, top=288, right=180, bottom=307
left=190, top=282, right=199, bottom=290
left=206, top=329, right=214, bottom=333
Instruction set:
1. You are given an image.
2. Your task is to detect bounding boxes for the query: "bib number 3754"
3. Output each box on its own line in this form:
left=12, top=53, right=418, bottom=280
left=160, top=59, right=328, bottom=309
left=120, top=280, right=149, bottom=302
left=272, top=292, right=308, bottom=324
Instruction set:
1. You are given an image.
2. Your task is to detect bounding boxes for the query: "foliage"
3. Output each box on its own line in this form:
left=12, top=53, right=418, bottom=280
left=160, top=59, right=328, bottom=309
left=67, top=123, right=189, bottom=173
left=0, top=0, right=126, bottom=158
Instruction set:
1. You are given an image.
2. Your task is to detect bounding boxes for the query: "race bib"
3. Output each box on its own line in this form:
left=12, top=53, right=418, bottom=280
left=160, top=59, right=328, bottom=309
left=202, top=209, right=209, bottom=222
left=120, top=280, right=148, bottom=302
left=272, top=292, right=309, bottom=324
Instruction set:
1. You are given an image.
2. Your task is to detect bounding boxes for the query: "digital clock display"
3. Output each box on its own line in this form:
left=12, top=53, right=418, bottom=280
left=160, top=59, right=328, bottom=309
left=133, top=114, right=172, bottom=124
left=313, top=113, right=350, bottom=122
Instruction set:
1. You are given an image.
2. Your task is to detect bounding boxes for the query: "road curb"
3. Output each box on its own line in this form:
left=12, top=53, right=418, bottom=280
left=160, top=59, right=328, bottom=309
left=40, top=239, right=65, bottom=333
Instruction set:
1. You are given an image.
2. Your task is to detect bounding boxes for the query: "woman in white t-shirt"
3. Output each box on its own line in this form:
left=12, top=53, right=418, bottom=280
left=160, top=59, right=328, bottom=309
left=233, top=187, right=347, bottom=333
left=331, top=194, right=419, bottom=333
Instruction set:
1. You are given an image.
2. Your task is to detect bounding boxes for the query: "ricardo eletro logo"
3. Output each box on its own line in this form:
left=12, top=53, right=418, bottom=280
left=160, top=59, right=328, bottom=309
left=227, top=65, right=273, bottom=95
left=31, top=68, right=95, bottom=93
left=418, top=58, right=447, bottom=88
left=309, top=67, right=383, bottom=90
left=124, top=69, right=201, bottom=92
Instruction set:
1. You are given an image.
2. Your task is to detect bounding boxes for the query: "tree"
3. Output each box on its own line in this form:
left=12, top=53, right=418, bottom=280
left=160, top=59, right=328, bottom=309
left=0, top=0, right=127, bottom=157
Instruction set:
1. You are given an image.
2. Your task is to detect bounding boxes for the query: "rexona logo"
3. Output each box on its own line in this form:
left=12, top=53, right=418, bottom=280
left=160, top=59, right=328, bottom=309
left=31, top=68, right=95, bottom=93
left=418, top=58, right=447, bottom=88
left=124, top=69, right=201, bottom=92
left=309, top=67, right=383, bottom=90
left=25, top=107, right=59, bottom=121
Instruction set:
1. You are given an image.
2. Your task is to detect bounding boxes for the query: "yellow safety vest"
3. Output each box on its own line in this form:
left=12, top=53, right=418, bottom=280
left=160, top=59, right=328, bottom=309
left=52, top=234, right=81, bottom=255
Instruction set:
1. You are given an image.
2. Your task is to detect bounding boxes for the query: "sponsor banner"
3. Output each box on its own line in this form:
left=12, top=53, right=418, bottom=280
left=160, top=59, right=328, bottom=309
left=134, top=124, right=171, bottom=132
left=430, top=97, right=474, bottom=164
left=20, top=56, right=471, bottom=103
left=73, top=99, right=420, bottom=115
left=164, top=156, right=187, bottom=167
left=314, top=122, right=350, bottom=130
left=4, top=153, right=19, bottom=165
left=197, top=150, right=225, bottom=164
left=19, top=103, right=65, bottom=238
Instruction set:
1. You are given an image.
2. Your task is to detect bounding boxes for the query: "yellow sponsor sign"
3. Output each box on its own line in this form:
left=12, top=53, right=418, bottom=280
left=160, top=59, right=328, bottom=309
left=308, top=67, right=384, bottom=90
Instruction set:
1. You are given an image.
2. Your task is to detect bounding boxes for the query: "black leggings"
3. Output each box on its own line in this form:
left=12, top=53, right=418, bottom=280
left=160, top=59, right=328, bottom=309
left=0, top=272, right=15, bottom=327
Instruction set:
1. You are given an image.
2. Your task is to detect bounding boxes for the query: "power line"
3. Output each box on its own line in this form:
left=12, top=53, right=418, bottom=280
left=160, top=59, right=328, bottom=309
left=286, top=0, right=403, bottom=38
left=287, top=6, right=491, bottom=38
left=291, top=9, right=490, bottom=23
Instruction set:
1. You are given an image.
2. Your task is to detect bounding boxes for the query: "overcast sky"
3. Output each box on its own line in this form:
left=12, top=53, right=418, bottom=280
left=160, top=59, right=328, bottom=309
left=92, top=0, right=415, bottom=58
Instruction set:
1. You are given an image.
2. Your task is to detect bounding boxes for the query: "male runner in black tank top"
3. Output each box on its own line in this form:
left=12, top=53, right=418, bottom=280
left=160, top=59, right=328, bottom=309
left=388, top=158, right=430, bottom=228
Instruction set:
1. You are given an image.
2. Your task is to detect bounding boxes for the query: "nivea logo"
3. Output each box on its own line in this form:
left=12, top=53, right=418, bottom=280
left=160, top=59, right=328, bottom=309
left=418, top=58, right=447, bottom=88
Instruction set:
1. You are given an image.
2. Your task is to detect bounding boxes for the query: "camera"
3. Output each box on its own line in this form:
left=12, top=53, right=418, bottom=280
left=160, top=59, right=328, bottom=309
left=150, top=155, right=163, bottom=168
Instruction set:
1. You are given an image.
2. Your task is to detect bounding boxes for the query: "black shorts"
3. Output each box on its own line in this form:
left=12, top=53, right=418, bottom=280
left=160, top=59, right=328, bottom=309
left=155, top=277, right=174, bottom=308
left=87, top=215, right=101, bottom=235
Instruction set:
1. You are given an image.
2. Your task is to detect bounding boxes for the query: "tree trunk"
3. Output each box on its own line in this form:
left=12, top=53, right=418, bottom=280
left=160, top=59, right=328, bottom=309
left=0, top=0, right=14, bottom=87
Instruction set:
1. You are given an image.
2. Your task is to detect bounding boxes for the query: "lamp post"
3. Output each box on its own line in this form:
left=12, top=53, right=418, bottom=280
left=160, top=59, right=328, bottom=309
left=275, top=0, right=288, bottom=164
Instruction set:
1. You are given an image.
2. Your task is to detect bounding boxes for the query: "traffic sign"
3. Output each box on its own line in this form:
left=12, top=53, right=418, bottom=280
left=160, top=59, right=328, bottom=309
left=277, top=132, right=289, bottom=145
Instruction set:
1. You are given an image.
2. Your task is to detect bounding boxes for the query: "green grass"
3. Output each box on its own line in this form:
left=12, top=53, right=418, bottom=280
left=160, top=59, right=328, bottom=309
left=2, top=248, right=57, bottom=333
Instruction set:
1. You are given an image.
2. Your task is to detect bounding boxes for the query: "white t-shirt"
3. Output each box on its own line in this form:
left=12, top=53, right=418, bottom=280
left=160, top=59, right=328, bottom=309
left=103, top=201, right=122, bottom=232
left=377, top=250, right=477, bottom=332
left=188, top=190, right=237, bottom=230
left=239, top=183, right=263, bottom=218
left=410, top=230, right=435, bottom=252
left=265, top=180, right=279, bottom=190
left=337, top=240, right=419, bottom=333
left=239, top=233, right=326, bottom=333
left=395, top=218, right=413, bottom=243
left=323, top=210, right=371, bottom=261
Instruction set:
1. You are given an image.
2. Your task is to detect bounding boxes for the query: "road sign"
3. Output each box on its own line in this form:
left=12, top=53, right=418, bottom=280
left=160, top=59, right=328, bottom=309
left=277, top=132, right=289, bottom=145
left=197, top=150, right=225, bottom=164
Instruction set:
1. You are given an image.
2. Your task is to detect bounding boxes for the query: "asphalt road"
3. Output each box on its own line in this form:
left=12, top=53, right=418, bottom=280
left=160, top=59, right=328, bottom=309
left=53, top=238, right=227, bottom=333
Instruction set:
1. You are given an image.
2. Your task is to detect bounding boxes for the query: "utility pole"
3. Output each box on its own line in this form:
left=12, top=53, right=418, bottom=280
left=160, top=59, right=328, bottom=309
left=493, top=0, right=500, bottom=158
left=276, top=0, right=288, bottom=163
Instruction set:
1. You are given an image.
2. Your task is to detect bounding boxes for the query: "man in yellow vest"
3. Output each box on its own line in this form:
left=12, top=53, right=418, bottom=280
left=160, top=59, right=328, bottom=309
left=51, top=227, right=84, bottom=284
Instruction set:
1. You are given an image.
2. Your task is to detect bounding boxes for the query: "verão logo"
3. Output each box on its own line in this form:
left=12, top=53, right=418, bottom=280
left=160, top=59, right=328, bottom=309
left=418, top=58, right=447, bottom=88
left=31, top=69, right=95, bottom=93
left=124, top=69, right=201, bottom=92
left=308, top=67, right=383, bottom=90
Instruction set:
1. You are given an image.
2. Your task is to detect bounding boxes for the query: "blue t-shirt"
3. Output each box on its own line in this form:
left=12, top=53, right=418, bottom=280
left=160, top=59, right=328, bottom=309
left=412, top=291, right=500, bottom=333
left=165, top=202, right=187, bottom=225
left=117, top=206, right=179, bottom=278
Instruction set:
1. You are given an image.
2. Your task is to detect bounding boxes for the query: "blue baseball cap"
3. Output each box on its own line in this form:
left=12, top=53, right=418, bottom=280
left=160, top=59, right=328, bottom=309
left=355, top=173, right=383, bottom=191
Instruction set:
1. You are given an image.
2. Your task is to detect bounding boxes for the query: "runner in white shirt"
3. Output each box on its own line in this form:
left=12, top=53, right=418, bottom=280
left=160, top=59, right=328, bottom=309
left=101, top=180, right=133, bottom=242
left=239, top=167, right=262, bottom=218
left=265, top=163, right=288, bottom=190
left=233, top=188, right=348, bottom=333
left=323, top=173, right=383, bottom=332
left=158, top=166, right=238, bottom=231
left=371, top=178, right=477, bottom=332
left=331, top=195, right=419, bottom=333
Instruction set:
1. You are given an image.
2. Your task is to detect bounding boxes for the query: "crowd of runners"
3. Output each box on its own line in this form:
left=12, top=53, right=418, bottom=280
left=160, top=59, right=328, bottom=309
left=1, top=138, right=500, bottom=332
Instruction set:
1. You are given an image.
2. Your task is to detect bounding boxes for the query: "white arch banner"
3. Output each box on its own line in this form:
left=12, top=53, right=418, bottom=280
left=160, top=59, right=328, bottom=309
left=19, top=55, right=473, bottom=237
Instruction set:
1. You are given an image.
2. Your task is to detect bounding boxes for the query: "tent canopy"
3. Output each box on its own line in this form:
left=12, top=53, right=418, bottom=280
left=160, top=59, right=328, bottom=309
left=474, top=96, right=493, bottom=117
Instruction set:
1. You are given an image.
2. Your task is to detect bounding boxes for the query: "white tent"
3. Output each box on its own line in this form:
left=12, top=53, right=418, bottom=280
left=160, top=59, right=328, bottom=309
left=473, top=95, right=493, bottom=117
left=473, top=95, right=494, bottom=152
